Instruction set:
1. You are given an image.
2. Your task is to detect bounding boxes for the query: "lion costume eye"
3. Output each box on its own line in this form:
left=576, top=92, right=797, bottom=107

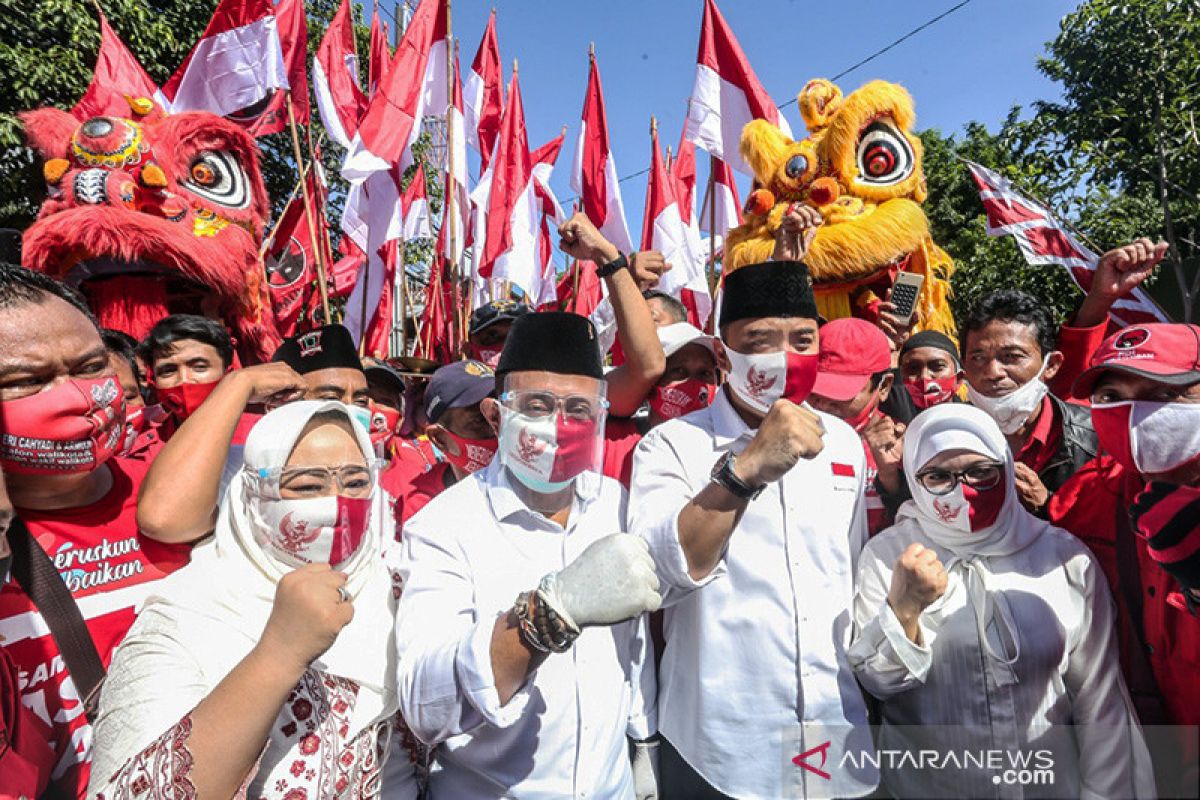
left=785, top=154, right=809, bottom=180
left=856, top=121, right=914, bottom=186
left=183, top=150, right=250, bottom=208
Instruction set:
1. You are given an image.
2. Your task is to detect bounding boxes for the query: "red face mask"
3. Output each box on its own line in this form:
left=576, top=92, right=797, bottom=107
left=650, top=379, right=718, bottom=420
left=0, top=376, right=125, bottom=475
left=119, top=406, right=147, bottom=455
left=370, top=406, right=402, bottom=447
left=469, top=345, right=503, bottom=369
left=904, top=376, right=959, bottom=410
left=843, top=397, right=880, bottom=434
left=441, top=429, right=498, bottom=474
left=157, top=379, right=220, bottom=420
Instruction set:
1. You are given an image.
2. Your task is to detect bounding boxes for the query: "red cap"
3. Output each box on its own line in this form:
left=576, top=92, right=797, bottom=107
left=812, top=318, right=894, bottom=402
left=1072, top=323, right=1200, bottom=399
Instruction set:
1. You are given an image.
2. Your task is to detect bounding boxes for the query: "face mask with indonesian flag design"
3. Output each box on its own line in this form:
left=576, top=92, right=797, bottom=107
left=724, top=347, right=819, bottom=414
left=253, top=493, right=373, bottom=570
left=498, top=406, right=602, bottom=494
left=650, top=379, right=718, bottom=421
left=0, top=376, right=125, bottom=475
left=441, top=428, right=498, bottom=474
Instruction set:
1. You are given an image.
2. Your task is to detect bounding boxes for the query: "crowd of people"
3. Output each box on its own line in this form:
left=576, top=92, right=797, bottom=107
left=1, top=209, right=1198, bottom=799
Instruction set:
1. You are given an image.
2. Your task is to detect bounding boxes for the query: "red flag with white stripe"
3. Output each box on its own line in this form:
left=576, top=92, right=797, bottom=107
left=368, top=3, right=390, bottom=97
left=684, top=0, right=791, bottom=176
left=265, top=172, right=323, bottom=337
left=244, top=0, right=310, bottom=137
left=480, top=73, right=542, bottom=299
left=313, top=0, right=367, bottom=149
left=642, top=122, right=712, bottom=327
left=465, top=9, right=504, bottom=173
left=570, top=52, right=634, bottom=254
left=531, top=131, right=568, bottom=308
left=672, top=133, right=699, bottom=228
left=162, top=0, right=288, bottom=118
left=967, top=161, right=1167, bottom=327
left=74, top=8, right=167, bottom=120
left=702, top=154, right=743, bottom=238
left=443, top=43, right=469, bottom=266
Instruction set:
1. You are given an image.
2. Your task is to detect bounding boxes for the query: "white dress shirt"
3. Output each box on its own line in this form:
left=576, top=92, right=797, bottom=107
left=394, top=461, right=655, bottom=799
left=848, top=519, right=1155, bottom=799
left=629, top=389, right=876, bottom=799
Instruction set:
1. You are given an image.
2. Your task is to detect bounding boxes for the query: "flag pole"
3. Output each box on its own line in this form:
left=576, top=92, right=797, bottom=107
left=444, top=2, right=464, bottom=349
left=258, top=167, right=308, bottom=261
left=285, top=95, right=332, bottom=323
left=395, top=239, right=408, bottom=357
left=706, top=155, right=718, bottom=293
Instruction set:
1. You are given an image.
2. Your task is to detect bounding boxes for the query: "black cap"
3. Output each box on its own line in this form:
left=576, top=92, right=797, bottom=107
left=469, top=299, right=532, bottom=337
left=900, top=330, right=961, bottom=365
left=495, top=312, right=604, bottom=380
left=363, top=359, right=405, bottom=395
left=272, top=324, right=364, bottom=375
left=719, top=261, right=818, bottom=327
left=425, top=360, right=496, bottom=423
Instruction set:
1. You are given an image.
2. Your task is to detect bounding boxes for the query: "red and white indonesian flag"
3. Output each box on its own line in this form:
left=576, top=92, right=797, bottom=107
left=702, top=154, right=743, bottom=241
left=341, top=0, right=449, bottom=345
left=162, top=0, right=289, bottom=117
left=642, top=123, right=711, bottom=327
left=480, top=73, right=544, bottom=302
left=967, top=161, right=1167, bottom=327
left=368, top=3, right=390, bottom=97
left=74, top=9, right=167, bottom=120
left=402, top=164, right=433, bottom=241
left=684, top=0, right=791, bottom=176
left=313, top=0, right=367, bottom=149
left=443, top=44, right=470, bottom=266
left=531, top=131, right=568, bottom=308
left=571, top=53, right=634, bottom=254
left=465, top=9, right=504, bottom=173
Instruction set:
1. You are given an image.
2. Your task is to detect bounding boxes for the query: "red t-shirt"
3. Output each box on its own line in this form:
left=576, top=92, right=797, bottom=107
left=1014, top=395, right=1064, bottom=475
left=0, top=644, right=54, bottom=798
left=602, top=417, right=643, bottom=488
left=1049, top=454, right=1200, bottom=727
left=391, top=461, right=457, bottom=529
left=0, top=457, right=192, bottom=797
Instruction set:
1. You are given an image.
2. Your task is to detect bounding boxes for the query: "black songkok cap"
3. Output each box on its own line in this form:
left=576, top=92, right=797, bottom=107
left=272, top=324, right=364, bottom=375
left=719, top=261, right=819, bottom=327
left=901, top=330, right=961, bottom=365
left=495, top=312, right=604, bottom=380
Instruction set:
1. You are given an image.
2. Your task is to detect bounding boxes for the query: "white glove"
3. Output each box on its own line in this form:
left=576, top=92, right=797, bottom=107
left=631, top=738, right=660, bottom=800
left=540, top=533, right=661, bottom=628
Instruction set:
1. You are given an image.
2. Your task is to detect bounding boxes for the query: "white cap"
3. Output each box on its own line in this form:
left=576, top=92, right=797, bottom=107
left=656, top=322, right=718, bottom=358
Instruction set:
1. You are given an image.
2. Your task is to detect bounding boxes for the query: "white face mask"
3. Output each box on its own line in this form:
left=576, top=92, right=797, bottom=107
left=966, top=356, right=1050, bottom=435
left=1092, top=400, right=1200, bottom=475
left=723, top=347, right=819, bottom=415
left=253, top=493, right=373, bottom=570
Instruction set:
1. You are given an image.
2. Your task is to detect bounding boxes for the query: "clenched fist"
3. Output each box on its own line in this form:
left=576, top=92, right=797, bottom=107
left=628, top=250, right=671, bottom=291
left=258, top=564, right=355, bottom=675
left=772, top=203, right=822, bottom=262
left=558, top=212, right=620, bottom=265
left=887, top=543, right=948, bottom=639
left=736, top=400, right=826, bottom=485
left=864, top=415, right=905, bottom=494
left=541, top=533, right=662, bottom=628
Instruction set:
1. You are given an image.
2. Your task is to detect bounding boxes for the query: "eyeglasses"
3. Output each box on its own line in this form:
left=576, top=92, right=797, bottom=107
left=500, top=390, right=609, bottom=422
left=914, top=461, right=1004, bottom=496
left=256, top=460, right=382, bottom=498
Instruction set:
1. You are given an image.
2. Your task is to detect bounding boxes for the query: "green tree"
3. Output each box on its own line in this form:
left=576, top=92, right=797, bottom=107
left=1034, top=0, right=1200, bottom=320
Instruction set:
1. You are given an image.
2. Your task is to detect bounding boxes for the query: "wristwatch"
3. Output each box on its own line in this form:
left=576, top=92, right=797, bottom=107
left=595, top=252, right=628, bottom=279
left=710, top=451, right=765, bottom=501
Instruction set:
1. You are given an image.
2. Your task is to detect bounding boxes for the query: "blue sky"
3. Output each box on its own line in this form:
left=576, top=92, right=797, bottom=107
left=375, top=0, right=1080, bottom=252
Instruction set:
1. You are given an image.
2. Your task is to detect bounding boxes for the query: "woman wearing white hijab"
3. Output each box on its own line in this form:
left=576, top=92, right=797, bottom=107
left=89, top=401, right=417, bottom=799
left=848, top=404, right=1153, bottom=799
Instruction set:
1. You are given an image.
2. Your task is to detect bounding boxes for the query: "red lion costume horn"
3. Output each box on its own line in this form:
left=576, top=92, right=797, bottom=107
left=20, top=97, right=282, bottom=363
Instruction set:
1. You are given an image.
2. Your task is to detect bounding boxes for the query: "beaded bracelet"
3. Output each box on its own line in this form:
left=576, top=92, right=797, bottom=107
left=534, top=580, right=581, bottom=653
left=512, top=591, right=550, bottom=654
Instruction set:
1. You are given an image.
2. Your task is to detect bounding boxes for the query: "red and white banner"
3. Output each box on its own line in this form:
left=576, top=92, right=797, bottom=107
left=465, top=9, right=504, bottom=173
left=244, top=0, right=310, bottom=137
left=74, top=9, right=167, bottom=120
left=401, top=164, right=433, bottom=242
left=444, top=43, right=470, bottom=266
left=642, top=123, right=711, bottom=327
left=967, top=161, right=1167, bottom=327
left=531, top=131, right=568, bottom=308
left=313, top=0, right=367, bottom=149
left=684, top=0, right=791, bottom=176
left=162, top=0, right=288, bottom=118
left=571, top=52, right=634, bottom=254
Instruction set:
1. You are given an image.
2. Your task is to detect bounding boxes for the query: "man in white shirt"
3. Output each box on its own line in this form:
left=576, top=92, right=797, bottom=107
left=395, top=311, right=662, bottom=799
left=630, top=259, right=877, bottom=799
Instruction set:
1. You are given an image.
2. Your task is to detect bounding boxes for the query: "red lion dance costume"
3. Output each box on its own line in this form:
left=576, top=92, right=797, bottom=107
left=20, top=96, right=281, bottom=362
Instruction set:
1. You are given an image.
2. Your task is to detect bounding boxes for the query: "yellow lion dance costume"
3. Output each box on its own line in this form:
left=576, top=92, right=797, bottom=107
left=726, top=78, right=955, bottom=335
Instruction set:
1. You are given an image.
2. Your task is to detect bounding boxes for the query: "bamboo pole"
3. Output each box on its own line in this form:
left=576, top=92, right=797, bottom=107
left=285, top=95, right=332, bottom=323
left=706, top=156, right=718, bottom=293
